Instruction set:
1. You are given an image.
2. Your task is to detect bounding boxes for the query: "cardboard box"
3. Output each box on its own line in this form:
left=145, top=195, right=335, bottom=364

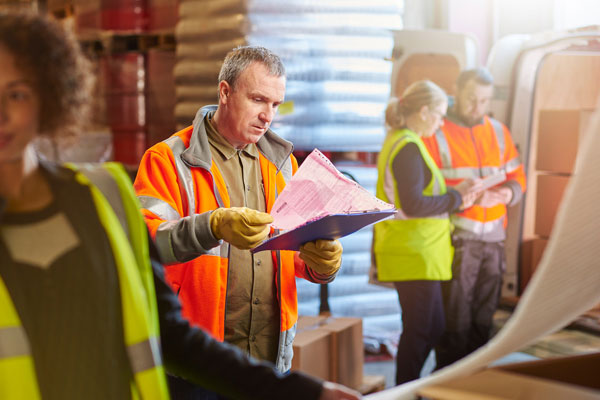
left=535, top=174, right=570, bottom=237
left=419, top=352, right=600, bottom=399
left=319, top=317, right=364, bottom=390
left=296, top=315, right=328, bottom=331
left=520, top=238, right=549, bottom=293
left=536, top=109, right=594, bottom=174
left=293, top=316, right=364, bottom=389
left=291, top=327, right=332, bottom=381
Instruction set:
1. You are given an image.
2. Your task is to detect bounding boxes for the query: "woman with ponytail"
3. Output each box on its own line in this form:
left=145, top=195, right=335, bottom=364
left=373, top=80, right=481, bottom=384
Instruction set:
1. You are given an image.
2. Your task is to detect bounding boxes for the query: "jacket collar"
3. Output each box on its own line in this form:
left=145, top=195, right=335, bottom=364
left=182, top=105, right=294, bottom=173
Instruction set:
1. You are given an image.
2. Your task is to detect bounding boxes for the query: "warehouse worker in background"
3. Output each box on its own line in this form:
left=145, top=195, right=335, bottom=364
left=373, top=81, right=481, bottom=385
left=422, top=68, right=527, bottom=369
left=134, top=46, right=344, bottom=396
left=0, top=12, right=360, bottom=400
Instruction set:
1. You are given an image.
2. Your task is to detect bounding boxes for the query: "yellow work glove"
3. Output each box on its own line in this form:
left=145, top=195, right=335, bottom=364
left=209, top=207, right=273, bottom=250
left=299, top=239, right=343, bottom=276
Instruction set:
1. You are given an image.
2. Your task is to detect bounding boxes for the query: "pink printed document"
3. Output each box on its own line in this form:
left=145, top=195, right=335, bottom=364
left=251, top=149, right=395, bottom=253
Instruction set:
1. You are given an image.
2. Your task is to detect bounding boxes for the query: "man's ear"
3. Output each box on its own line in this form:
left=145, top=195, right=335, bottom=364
left=218, top=81, right=231, bottom=103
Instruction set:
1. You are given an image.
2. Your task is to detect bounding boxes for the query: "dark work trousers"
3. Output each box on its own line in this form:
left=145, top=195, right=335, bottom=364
left=435, top=238, right=505, bottom=370
left=394, top=280, right=445, bottom=385
left=167, top=375, right=221, bottom=400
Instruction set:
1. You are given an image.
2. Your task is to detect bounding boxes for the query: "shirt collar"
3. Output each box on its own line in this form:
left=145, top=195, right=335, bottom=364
left=206, top=115, right=259, bottom=160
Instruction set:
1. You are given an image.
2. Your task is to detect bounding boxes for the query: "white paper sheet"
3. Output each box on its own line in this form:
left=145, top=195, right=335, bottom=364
left=367, top=106, right=600, bottom=400
left=271, top=149, right=394, bottom=230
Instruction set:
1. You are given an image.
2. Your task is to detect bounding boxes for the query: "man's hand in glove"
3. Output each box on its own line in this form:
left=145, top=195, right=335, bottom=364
left=210, top=207, right=273, bottom=250
left=299, top=239, right=343, bottom=276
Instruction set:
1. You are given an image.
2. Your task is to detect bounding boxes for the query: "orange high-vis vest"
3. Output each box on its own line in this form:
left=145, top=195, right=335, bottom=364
left=133, top=108, right=306, bottom=371
left=422, top=114, right=526, bottom=240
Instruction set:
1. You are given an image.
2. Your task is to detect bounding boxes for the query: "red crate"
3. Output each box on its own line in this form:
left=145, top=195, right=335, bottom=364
left=112, top=129, right=147, bottom=166
left=105, top=93, right=146, bottom=130
left=100, top=53, right=146, bottom=94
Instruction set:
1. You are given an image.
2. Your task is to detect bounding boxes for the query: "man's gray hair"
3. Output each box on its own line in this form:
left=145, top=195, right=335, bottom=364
left=456, top=67, right=494, bottom=91
left=218, top=45, right=285, bottom=91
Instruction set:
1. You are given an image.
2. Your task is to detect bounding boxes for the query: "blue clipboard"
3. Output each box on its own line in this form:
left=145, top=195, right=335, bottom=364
left=251, top=209, right=396, bottom=253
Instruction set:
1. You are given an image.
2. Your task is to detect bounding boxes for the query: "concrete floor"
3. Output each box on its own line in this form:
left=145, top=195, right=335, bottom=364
left=362, top=308, right=600, bottom=390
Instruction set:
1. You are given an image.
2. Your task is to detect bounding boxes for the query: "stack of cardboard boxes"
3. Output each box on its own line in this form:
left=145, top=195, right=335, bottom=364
left=292, top=315, right=364, bottom=391
left=520, top=109, right=594, bottom=291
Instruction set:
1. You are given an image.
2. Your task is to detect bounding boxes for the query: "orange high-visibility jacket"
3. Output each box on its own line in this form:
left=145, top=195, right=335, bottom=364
left=422, top=113, right=527, bottom=242
left=134, top=106, right=332, bottom=372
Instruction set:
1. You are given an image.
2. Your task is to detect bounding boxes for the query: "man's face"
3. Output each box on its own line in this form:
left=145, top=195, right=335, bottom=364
left=455, top=79, right=493, bottom=126
left=217, top=61, right=286, bottom=149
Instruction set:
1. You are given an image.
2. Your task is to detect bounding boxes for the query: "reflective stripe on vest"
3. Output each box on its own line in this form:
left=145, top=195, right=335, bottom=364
left=0, top=277, right=41, bottom=399
left=453, top=214, right=505, bottom=235
left=82, top=164, right=170, bottom=398
left=435, top=116, right=507, bottom=178
left=374, top=129, right=453, bottom=281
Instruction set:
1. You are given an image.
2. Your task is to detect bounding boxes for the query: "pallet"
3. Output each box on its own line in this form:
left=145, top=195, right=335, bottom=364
left=79, top=31, right=176, bottom=54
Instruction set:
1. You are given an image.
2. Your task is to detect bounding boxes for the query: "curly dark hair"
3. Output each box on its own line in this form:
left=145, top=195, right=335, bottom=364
left=0, top=12, right=94, bottom=136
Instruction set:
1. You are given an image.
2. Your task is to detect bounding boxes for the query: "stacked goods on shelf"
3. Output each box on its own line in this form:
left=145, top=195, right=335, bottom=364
left=0, top=0, right=37, bottom=11
left=73, top=0, right=177, bottom=33
left=99, top=49, right=176, bottom=166
left=174, top=0, right=401, bottom=151
left=66, top=1, right=178, bottom=166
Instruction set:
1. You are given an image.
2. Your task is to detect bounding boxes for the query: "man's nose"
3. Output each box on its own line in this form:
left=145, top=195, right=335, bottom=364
left=259, top=106, right=274, bottom=124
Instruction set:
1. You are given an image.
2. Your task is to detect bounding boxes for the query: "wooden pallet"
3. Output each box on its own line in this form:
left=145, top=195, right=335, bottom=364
left=79, top=31, right=176, bottom=54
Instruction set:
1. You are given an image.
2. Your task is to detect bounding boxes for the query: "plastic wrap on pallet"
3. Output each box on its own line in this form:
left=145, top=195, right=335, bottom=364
left=177, top=39, right=247, bottom=60
left=174, top=59, right=227, bottom=84
left=276, top=101, right=385, bottom=126
left=272, top=124, right=385, bottom=152
left=178, top=0, right=247, bottom=17
left=176, top=85, right=219, bottom=102
left=175, top=15, right=249, bottom=41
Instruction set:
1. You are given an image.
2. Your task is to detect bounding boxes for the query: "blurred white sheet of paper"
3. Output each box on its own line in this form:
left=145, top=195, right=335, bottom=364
left=367, top=107, right=600, bottom=400
left=270, top=148, right=394, bottom=231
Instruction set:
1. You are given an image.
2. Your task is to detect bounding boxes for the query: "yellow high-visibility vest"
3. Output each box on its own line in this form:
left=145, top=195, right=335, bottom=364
left=0, top=162, right=169, bottom=399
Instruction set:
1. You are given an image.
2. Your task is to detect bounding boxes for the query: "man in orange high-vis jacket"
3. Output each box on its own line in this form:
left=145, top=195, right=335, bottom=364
left=133, top=46, right=343, bottom=398
left=422, top=67, right=526, bottom=369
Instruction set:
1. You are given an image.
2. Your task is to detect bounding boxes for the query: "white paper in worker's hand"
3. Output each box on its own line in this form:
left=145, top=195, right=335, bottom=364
left=367, top=107, right=600, bottom=399
left=271, top=149, right=393, bottom=230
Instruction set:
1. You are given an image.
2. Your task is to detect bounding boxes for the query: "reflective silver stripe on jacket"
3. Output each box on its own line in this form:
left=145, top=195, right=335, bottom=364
left=127, top=336, right=162, bottom=374
left=165, top=136, right=196, bottom=216
left=138, top=196, right=181, bottom=221
left=451, top=215, right=505, bottom=235
left=505, top=157, right=521, bottom=173
left=434, top=129, right=452, bottom=169
left=489, top=118, right=505, bottom=158
left=0, top=326, right=30, bottom=359
left=440, top=166, right=505, bottom=180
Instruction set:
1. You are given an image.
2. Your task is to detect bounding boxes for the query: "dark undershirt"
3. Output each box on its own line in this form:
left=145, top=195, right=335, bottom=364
left=392, top=142, right=462, bottom=217
left=0, top=201, right=131, bottom=400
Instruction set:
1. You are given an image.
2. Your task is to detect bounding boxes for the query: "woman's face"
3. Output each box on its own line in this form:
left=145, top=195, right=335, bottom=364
left=422, top=100, right=448, bottom=137
left=0, top=45, right=40, bottom=164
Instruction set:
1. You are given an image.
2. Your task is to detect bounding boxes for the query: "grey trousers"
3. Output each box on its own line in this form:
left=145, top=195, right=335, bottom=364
left=435, top=238, right=505, bottom=369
